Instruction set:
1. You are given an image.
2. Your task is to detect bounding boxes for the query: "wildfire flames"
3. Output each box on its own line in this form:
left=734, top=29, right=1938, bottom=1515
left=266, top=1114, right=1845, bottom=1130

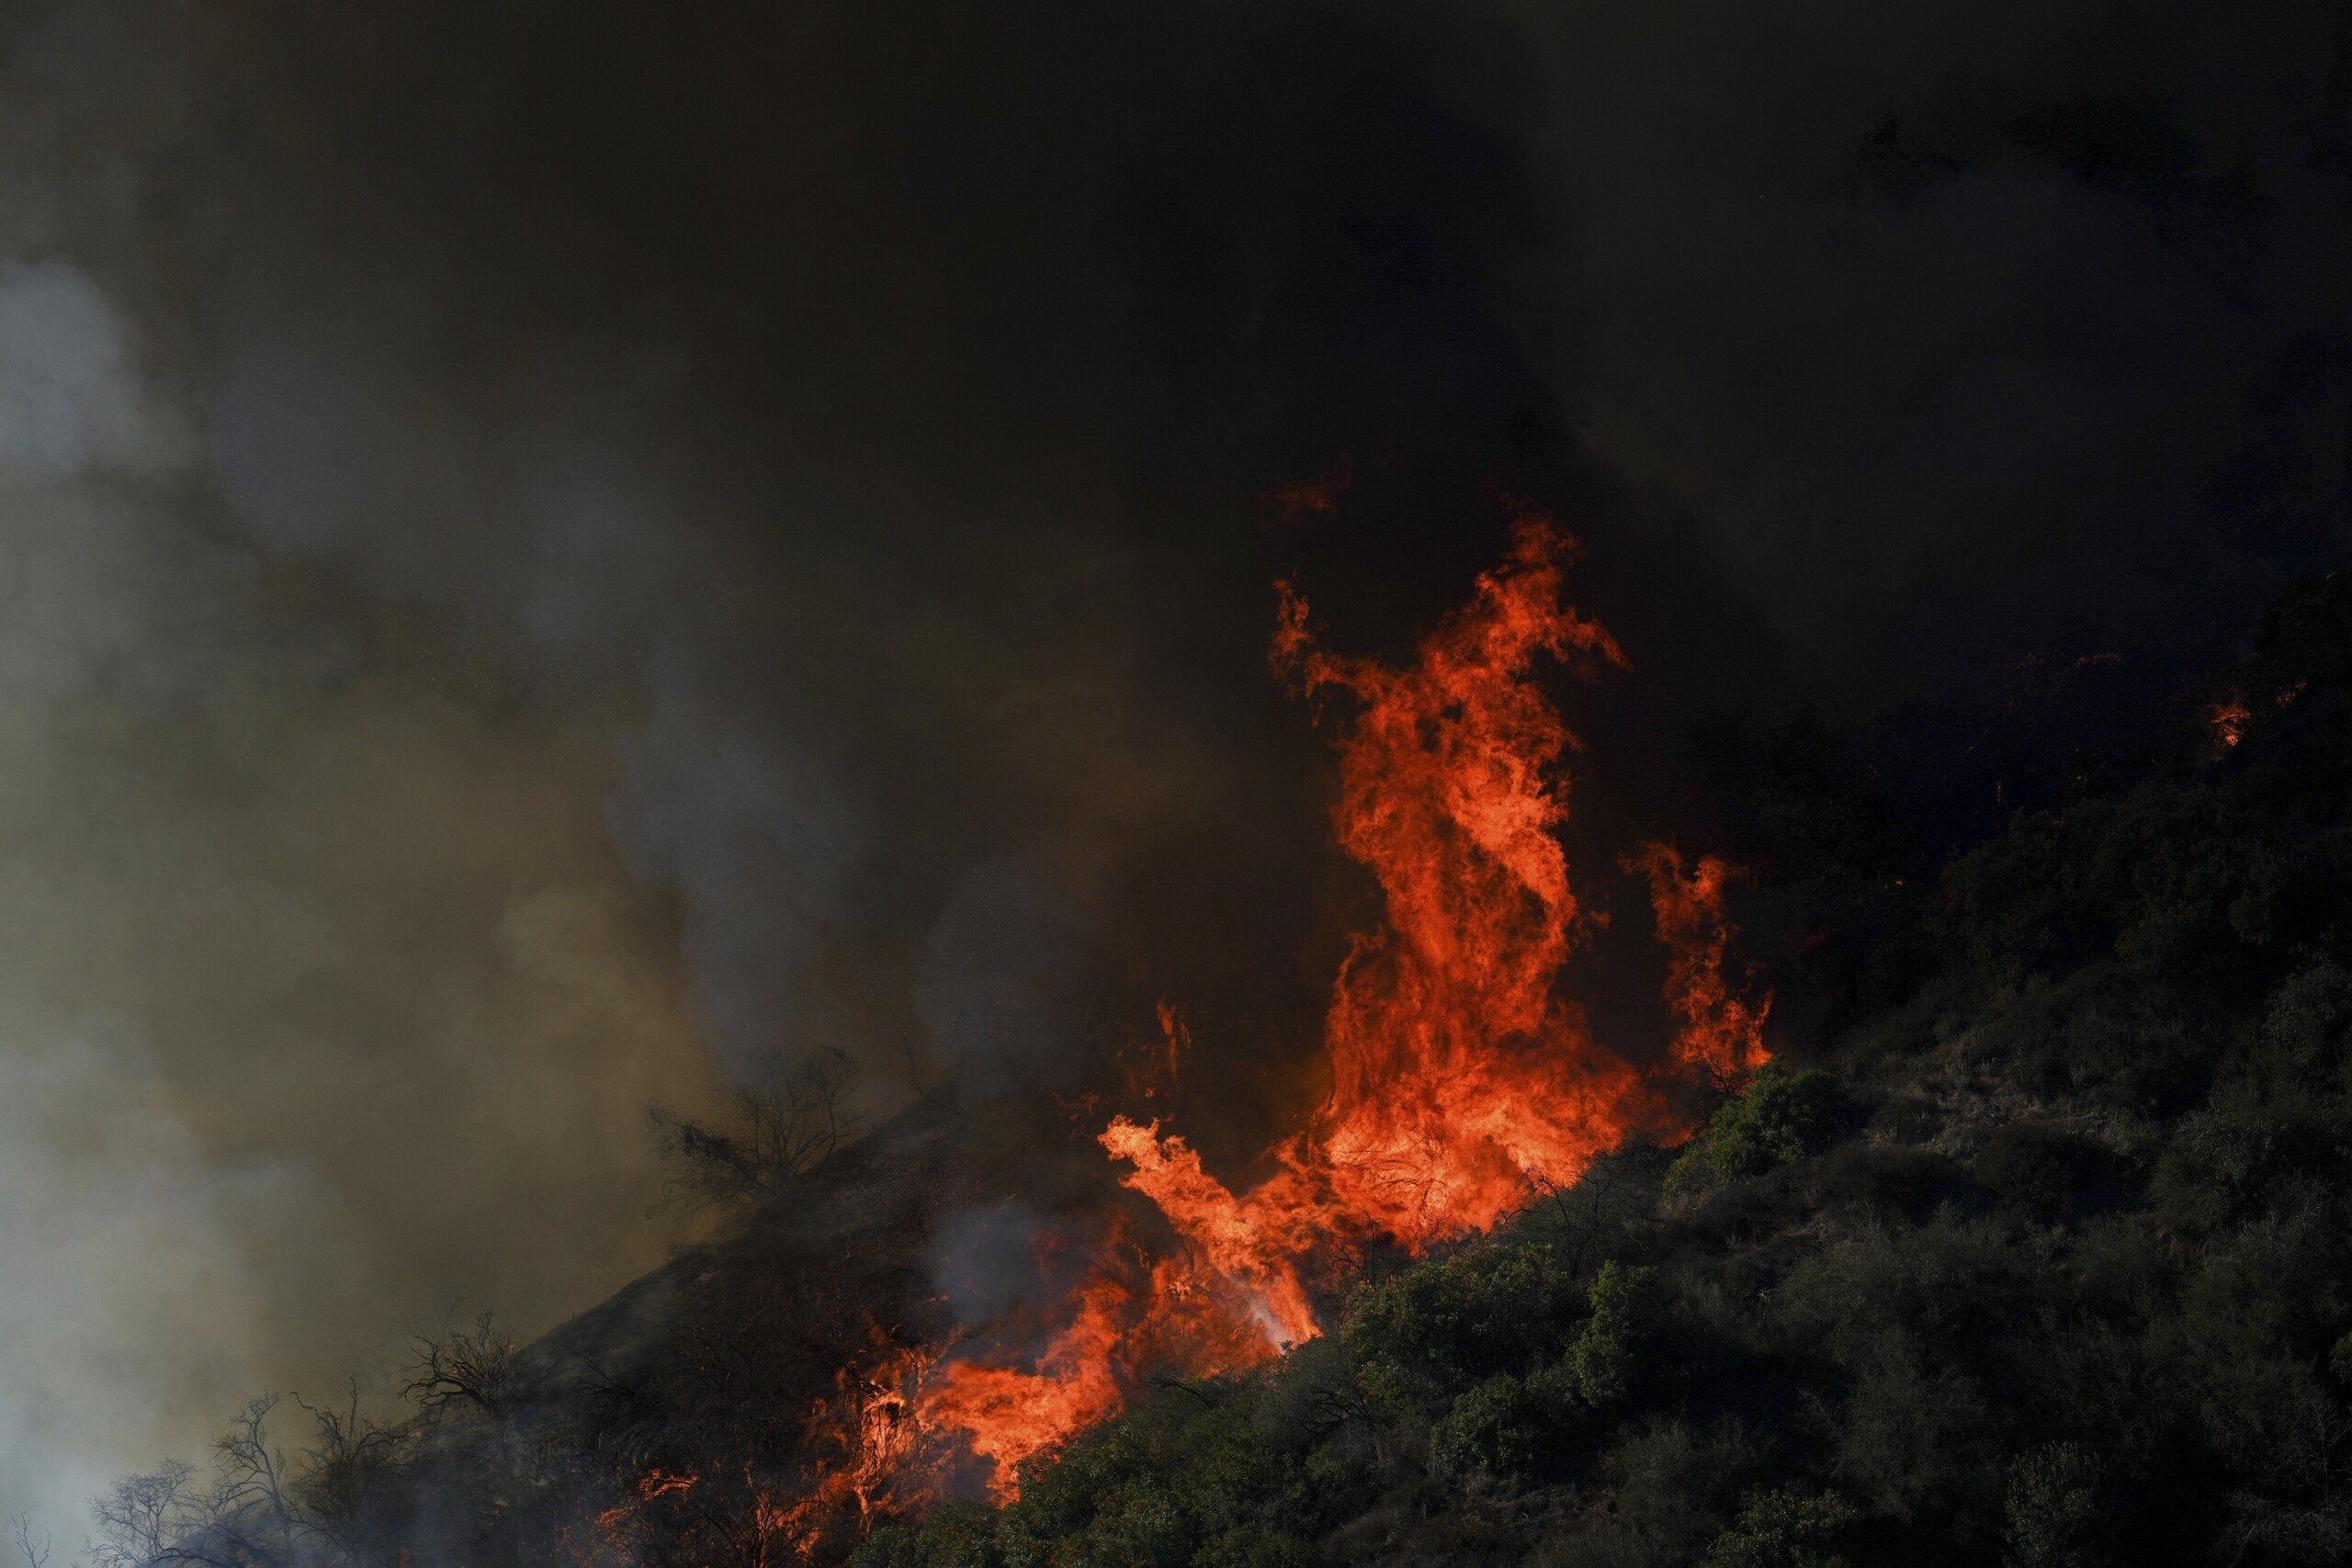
left=620, top=505, right=1771, bottom=1549
left=901, top=507, right=1770, bottom=1501
left=1634, top=843, right=1774, bottom=1090
left=2207, top=694, right=2253, bottom=751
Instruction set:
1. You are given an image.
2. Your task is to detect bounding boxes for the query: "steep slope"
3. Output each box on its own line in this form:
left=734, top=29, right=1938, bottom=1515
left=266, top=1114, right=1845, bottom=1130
left=89, top=571, right=2352, bottom=1568
left=852, top=574, right=2352, bottom=1568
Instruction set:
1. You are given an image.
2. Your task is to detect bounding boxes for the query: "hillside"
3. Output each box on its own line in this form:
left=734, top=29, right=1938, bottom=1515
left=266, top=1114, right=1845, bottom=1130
left=850, top=572, right=2352, bottom=1568
left=88, top=569, right=2352, bottom=1568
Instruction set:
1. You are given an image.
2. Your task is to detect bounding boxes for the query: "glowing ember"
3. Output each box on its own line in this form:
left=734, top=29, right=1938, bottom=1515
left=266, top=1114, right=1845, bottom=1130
left=595, top=1469, right=699, bottom=1547
left=2206, top=680, right=2306, bottom=757
left=2208, top=694, right=2252, bottom=750
left=1260, top=455, right=1354, bottom=525
left=595, top=1345, right=937, bottom=1562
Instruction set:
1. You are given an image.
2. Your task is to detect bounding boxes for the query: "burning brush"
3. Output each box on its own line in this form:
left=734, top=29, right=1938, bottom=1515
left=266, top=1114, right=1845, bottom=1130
left=900, top=506, right=1770, bottom=1503
left=614, top=507, right=1771, bottom=1554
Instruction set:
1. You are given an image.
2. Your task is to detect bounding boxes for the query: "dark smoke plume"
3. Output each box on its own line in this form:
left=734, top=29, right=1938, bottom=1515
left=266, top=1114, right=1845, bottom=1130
left=1, top=0, right=2347, bottom=1529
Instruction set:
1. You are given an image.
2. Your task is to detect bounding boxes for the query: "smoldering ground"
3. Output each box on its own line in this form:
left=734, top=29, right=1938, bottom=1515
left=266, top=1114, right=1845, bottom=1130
left=0, top=0, right=2348, bottom=1535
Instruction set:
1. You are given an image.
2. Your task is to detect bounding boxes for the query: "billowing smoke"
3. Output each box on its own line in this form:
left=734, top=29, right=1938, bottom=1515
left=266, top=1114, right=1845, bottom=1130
left=0, top=0, right=2347, bottom=1536
left=0, top=245, right=724, bottom=1532
left=0, top=247, right=722, bottom=1528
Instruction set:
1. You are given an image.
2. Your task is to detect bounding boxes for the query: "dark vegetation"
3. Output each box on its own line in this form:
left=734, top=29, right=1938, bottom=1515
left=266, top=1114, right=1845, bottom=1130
left=647, top=1047, right=866, bottom=1211
left=854, top=570, right=2352, bottom=1567
left=90, top=569, right=2352, bottom=1566
left=79, top=1088, right=961, bottom=1568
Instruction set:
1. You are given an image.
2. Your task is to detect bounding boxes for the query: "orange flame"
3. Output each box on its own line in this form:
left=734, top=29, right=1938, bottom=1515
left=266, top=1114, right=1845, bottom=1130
left=906, top=506, right=1769, bottom=1504
left=1276, top=512, right=1645, bottom=1235
left=915, top=1271, right=1129, bottom=1501
left=1634, top=844, right=1772, bottom=1089
left=2207, top=694, right=2252, bottom=751
left=775, top=1345, right=929, bottom=1550
left=594, top=1344, right=938, bottom=1563
left=1082, top=511, right=1706, bottom=1358
left=907, top=1221, right=1278, bottom=1500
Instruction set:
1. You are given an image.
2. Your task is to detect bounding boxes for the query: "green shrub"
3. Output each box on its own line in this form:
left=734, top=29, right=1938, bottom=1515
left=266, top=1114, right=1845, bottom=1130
left=853, top=1505, right=1002, bottom=1568
left=2166, top=1205, right=2349, bottom=1376
left=1971, top=1122, right=2108, bottom=1219
left=1342, top=1241, right=1579, bottom=1413
left=1669, top=1065, right=1843, bottom=1193
left=1774, top=1214, right=2023, bottom=1364
left=2257, top=963, right=2352, bottom=1091
left=2003, top=1444, right=2103, bottom=1568
left=1429, top=1374, right=1542, bottom=1481
left=1250, top=1332, right=1363, bottom=1450
left=2148, top=1089, right=2341, bottom=1235
left=1567, top=1260, right=1656, bottom=1408
left=988, top=1403, right=1297, bottom=1568
left=1865, top=1095, right=1943, bottom=1145
left=1940, top=807, right=2124, bottom=985
left=2110, top=798, right=2290, bottom=987
left=1969, top=964, right=2213, bottom=1103
left=1663, top=1138, right=1718, bottom=1197
left=1192, top=1523, right=1311, bottom=1568
left=1532, top=1417, right=1761, bottom=1568
left=1827, top=1334, right=1992, bottom=1523
left=1699, top=1488, right=1855, bottom=1568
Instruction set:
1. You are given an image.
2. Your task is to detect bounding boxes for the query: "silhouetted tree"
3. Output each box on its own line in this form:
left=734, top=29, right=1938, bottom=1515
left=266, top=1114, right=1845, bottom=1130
left=402, top=1313, right=515, bottom=1419
left=649, top=1047, right=864, bottom=1208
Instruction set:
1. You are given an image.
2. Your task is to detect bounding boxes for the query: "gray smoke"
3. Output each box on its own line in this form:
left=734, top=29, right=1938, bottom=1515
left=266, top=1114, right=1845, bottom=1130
left=0, top=0, right=2346, bottom=1539
left=0, top=250, right=723, bottom=1527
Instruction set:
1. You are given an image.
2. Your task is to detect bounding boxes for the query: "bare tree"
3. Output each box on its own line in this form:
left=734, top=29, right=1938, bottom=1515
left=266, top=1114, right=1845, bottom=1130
left=649, top=1047, right=864, bottom=1208
left=89, top=1460, right=220, bottom=1568
left=402, top=1312, right=515, bottom=1419
left=11, top=1515, right=49, bottom=1568
left=90, top=1396, right=321, bottom=1568
left=1527, top=1154, right=1637, bottom=1279
left=89, top=1389, right=419, bottom=1568
left=210, top=1397, right=296, bottom=1564
left=288, top=1387, right=405, bottom=1559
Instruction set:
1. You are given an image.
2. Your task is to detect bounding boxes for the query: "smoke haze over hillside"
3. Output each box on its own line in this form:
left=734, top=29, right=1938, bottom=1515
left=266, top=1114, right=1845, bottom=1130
left=1, top=0, right=2348, bottom=1534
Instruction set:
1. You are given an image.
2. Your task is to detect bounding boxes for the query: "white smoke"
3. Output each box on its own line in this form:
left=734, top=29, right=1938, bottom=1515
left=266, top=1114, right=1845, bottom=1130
left=0, top=257, right=187, bottom=482
left=0, top=257, right=721, bottom=1537
left=0, top=1033, right=351, bottom=1542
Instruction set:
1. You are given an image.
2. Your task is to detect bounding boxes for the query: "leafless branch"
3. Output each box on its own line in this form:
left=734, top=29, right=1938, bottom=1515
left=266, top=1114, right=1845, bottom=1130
left=649, top=1047, right=865, bottom=1208
left=11, top=1515, right=49, bottom=1568
left=288, top=1384, right=405, bottom=1552
left=87, top=1459, right=240, bottom=1568
left=403, top=1312, right=516, bottom=1418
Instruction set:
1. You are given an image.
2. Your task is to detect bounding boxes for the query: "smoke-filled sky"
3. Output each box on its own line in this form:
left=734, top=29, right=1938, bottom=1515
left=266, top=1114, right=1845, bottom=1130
left=2, top=0, right=2348, bottom=1534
